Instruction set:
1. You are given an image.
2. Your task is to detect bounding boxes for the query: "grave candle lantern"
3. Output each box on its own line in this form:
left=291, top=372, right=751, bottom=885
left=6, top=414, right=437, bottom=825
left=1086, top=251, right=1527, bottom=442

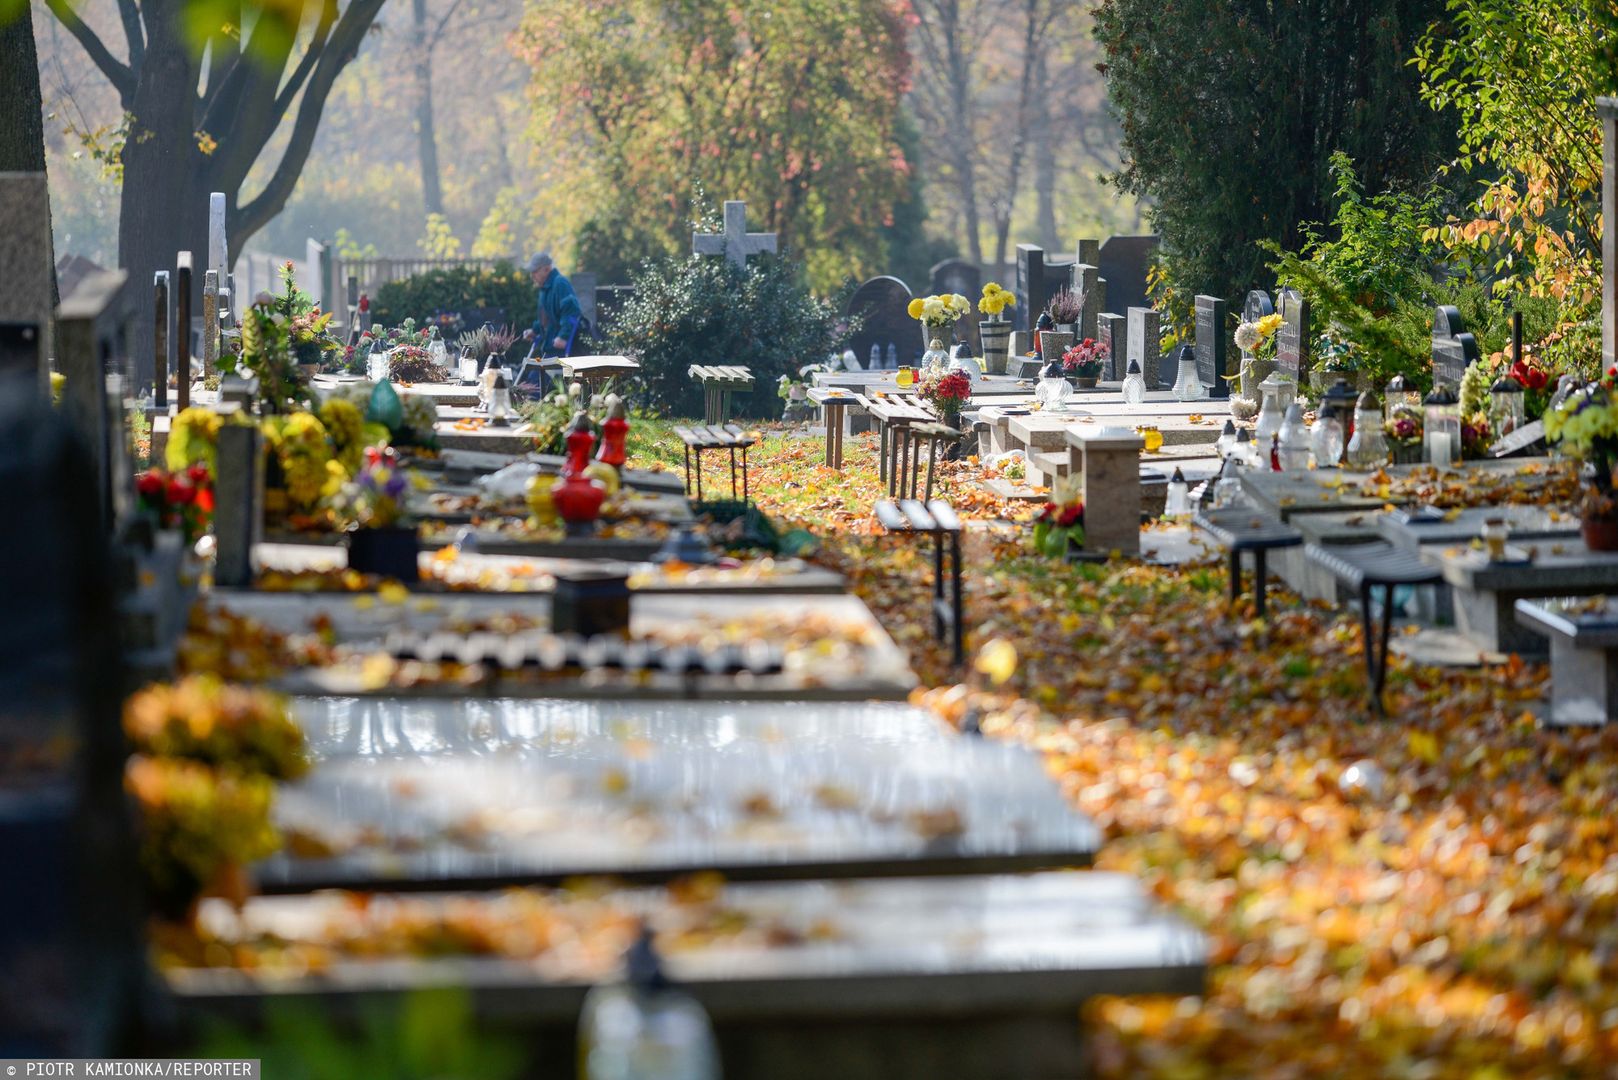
left=595, top=395, right=629, bottom=470
left=1037, top=358, right=1072, bottom=411
left=1311, top=378, right=1358, bottom=468
left=553, top=411, right=607, bottom=532
left=1345, top=391, right=1389, bottom=470
left=1276, top=403, right=1311, bottom=471
left=1170, top=344, right=1205, bottom=402
left=458, top=345, right=478, bottom=383
left=1423, top=384, right=1461, bottom=467
left=1165, top=467, right=1191, bottom=518
left=1120, top=357, right=1146, bottom=407
left=488, top=371, right=513, bottom=427
left=1385, top=374, right=1421, bottom=414
left=1490, top=374, right=1525, bottom=438
left=1254, top=372, right=1290, bottom=446
left=1215, top=419, right=1237, bottom=459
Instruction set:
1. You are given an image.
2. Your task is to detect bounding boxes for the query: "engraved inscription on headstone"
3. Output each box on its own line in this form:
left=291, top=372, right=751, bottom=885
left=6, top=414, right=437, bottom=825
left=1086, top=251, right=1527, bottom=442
left=1432, top=305, right=1480, bottom=387
left=1275, top=287, right=1310, bottom=383
left=1195, top=295, right=1230, bottom=399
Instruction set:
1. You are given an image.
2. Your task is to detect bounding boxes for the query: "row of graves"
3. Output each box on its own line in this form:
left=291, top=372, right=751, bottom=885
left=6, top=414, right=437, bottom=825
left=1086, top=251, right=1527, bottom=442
left=804, top=98, right=1618, bottom=730
left=0, top=184, right=1206, bottom=1077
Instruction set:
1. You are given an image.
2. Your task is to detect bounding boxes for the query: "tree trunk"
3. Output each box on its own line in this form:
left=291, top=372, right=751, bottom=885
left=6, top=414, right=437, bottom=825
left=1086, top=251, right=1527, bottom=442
left=1, top=8, right=57, bottom=306
left=412, top=0, right=444, bottom=218
left=118, top=2, right=201, bottom=390
left=1032, top=51, right=1058, bottom=250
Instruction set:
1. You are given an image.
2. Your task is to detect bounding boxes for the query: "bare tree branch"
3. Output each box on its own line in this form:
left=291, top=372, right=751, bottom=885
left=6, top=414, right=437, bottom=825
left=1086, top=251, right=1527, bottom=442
left=43, top=0, right=135, bottom=104
left=116, top=0, right=144, bottom=70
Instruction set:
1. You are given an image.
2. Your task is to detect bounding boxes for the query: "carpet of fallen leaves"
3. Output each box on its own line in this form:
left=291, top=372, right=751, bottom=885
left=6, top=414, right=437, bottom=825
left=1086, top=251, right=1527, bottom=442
left=662, top=420, right=1618, bottom=1077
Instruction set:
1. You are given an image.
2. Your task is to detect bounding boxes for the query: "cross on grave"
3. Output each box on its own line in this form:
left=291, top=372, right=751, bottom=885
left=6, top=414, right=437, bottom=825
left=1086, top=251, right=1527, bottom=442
left=692, top=200, right=778, bottom=270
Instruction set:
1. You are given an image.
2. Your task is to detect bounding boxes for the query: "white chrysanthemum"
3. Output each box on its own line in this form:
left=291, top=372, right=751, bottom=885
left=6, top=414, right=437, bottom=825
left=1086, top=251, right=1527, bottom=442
left=401, top=392, right=438, bottom=432
left=1234, top=322, right=1262, bottom=352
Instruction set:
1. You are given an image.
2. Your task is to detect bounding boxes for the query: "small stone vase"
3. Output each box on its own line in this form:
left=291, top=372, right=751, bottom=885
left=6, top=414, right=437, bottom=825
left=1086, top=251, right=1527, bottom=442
left=979, top=319, right=1012, bottom=375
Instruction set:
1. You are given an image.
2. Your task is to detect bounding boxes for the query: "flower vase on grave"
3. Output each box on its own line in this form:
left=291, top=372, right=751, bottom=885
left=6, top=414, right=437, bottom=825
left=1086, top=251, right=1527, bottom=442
left=980, top=317, right=1012, bottom=375
left=553, top=411, right=607, bottom=535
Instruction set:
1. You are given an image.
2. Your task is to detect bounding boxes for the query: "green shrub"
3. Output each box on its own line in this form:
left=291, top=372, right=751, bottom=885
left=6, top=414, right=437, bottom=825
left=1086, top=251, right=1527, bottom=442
left=609, top=253, right=841, bottom=419
left=370, top=264, right=536, bottom=333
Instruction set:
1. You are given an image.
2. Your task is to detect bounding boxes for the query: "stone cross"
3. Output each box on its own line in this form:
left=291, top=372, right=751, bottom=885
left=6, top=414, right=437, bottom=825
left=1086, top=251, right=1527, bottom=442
left=692, top=200, right=778, bottom=270
left=1127, top=307, right=1161, bottom=389
left=207, top=192, right=229, bottom=282
left=1073, top=238, right=1100, bottom=268
left=1195, top=295, right=1230, bottom=399
left=1097, top=312, right=1126, bottom=381
left=1600, top=97, right=1616, bottom=368
left=152, top=271, right=170, bottom=413
left=0, top=172, right=54, bottom=390
left=201, top=270, right=220, bottom=376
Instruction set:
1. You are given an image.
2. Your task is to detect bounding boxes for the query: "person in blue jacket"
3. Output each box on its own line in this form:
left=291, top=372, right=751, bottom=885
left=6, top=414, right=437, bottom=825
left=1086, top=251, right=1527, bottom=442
left=522, top=251, right=581, bottom=358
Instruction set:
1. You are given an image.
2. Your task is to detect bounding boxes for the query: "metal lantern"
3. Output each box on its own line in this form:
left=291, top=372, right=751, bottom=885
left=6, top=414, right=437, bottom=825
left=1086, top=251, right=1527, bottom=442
left=488, top=371, right=513, bottom=427
left=1385, top=374, right=1421, bottom=414
left=1276, top=403, right=1311, bottom=471
left=1170, top=344, right=1205, bottom=401
left=1490, top=374, right=1526, bottom=439
left=1423, top=384, right=1461, bottom=467
left=1345, top=391, right=1389, bottom=470
left=1038, top=358, right=1071, bottom=410
left=1120, top=357, right=1146, bottom=407
left=1311, top=378, right=1358, bottom=468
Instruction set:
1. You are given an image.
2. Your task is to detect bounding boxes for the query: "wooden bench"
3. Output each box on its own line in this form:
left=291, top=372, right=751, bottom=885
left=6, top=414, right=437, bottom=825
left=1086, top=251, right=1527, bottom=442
left=893, top=421, right=962, bottom=503
left=673, top=423, right=757, bottom=500
left=1514, top=598, right=1618, bottom=725
left=560, top=354, right=641, bottom=401
left=1306, top=542, right=1443, bottom=718
left=688, top=364, right=755, bottom=425
left=1193, top=509, right=1303, bottom=620
left=862, top=394, right=936, bottom=494
left=807, top=386, right=858, bottom=469
left=874, top=499, right=964, bottom=665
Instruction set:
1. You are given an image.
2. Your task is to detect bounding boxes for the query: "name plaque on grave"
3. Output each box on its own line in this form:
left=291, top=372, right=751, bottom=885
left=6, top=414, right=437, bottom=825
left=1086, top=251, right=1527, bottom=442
left=1194, top=295, right=1229, bottom=399
left=1275, top=287, right=1310, bottom=382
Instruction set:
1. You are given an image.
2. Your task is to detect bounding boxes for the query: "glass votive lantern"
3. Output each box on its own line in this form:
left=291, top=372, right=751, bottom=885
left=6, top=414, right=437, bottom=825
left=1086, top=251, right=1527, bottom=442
left=1254, top=372, right=1290, bottom=447
left=1037, top=358, right=1071, bottom=410
left=1345, top=391, right=1389, bottom=470
left=488, top=371, right=513, bottom=427
left=1120, top=357, right=1146, bottom=407
left=896, top=366, right=915, bottom=389
left=1423, top=384, right=1461, bottom=467
left=1276, top=403, right=1311, bottom=471
left=1481, top=516, right=1510, bottom=562
left=1490, top=374, right=1526, bottom=439
left=1165, top=467, right=1191, bottom=518
left=458, top=345, right=478, bottom=383
left=1385, top=374, right=1421, bottom=414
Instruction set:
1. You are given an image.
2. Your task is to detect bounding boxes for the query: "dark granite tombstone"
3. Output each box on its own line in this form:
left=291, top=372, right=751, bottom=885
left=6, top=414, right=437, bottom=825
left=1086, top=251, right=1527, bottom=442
left=1096, top=235, right=1159, bottom=319
left=214, top=424, right=264, bottom=589
left=1432, top=305, right=1480, bottom=387
left=1275, top=287, right=1310, bottom=384
left=0, top=377, right=142, bottom=1056
left=1195, top=295, right=1229, bottom=399
left=1013, top=245, right=1047, bottom=334
left=1242, top=290, right=1274, bottom=327
left=1097, top=312, right=1126, bottom=381
left=845, top=276, right=916, bottom=368
left=929, top=259, right=982, bottom=352
left=175, top=253, right=193, bottom=410
left=57, top=271, right=131, bottom=530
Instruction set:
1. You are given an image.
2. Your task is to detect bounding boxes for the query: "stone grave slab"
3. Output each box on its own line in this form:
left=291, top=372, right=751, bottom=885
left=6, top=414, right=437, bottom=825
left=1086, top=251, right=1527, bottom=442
left=845, top=276, right=915, bottom=369
left=1194, top=295, right=1229, bottom=399
left=255, top=696, right=1100, bottom=891
left=1432, top=541, right=1618, bottom=655
left=168, top=870, right=1206, bottom=1080
left=1239, top=469, right=1390, bottom=523
left=1098, top=312, right=1126, bottom=380
left=1276, top=287, right=1310, bottom=385
left=1270, top=510, right=1385, bottom=602
left=1514, top=597, right=1618, bottom=725
left=1128, top=307, right=1162, bottom=388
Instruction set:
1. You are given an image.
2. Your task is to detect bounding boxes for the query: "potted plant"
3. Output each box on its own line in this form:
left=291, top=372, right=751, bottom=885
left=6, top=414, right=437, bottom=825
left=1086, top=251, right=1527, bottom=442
left=1061, top=338, right=1108, bottom=388
left=977, top=283, right=1016, bottom=375
left=1384, top=402, right=1424, bottom=464
left=1039, top=290, right=1082, bottom=360
left=340, top=446, right=419, bottom=580
left=1031, top=475, right=1085, bottom=558
left=1543, top=371, right=1618, bottom=551
left=907, top=293, right=971, bottom=352
left=916, top=367, right=973, bottom=456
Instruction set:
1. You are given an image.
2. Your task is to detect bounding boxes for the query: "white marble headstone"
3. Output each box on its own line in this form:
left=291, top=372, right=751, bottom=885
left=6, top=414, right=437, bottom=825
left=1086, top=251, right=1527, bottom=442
left=208, top=192, right=229, bottom=281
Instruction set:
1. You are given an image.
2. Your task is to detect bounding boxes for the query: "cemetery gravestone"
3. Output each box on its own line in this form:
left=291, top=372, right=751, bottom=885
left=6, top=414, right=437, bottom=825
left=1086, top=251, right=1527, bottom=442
left=1195, top=295, right=1230, bottom=399
left=1275, top=287, right=1310, bottom=385
left=1014, top=245, right=1048, bottom=334
left=1074, top=264, right=1100, bottom=339
left=201, top=270, right=219, bottom=375
left=57, top=270, right=130, bottom=528
left=175, top=253, right=193, bottom=410
left=1098, top=312, right=1126, bottom=380
left=929, top=258, right=982, bottom=352
left=845, top=277, right=915, bottom=369
left=152, top=273, right=169, bottom=412
left=1097, top=235, right=1160, bottom=318
left=1236, top=290, right=1275, bottom=408
left=214, top=424, right=264, bottom=589
left=207, top=192, right=229, bottom=282
left=1127, top=307, right=1162, bottom=389
left=1043, top=260, right=1077, bottom=323
left=1432, top=305, right=1480, bottom=388
left=1073, top=237, right=1100, bottom=269
left=692, top=200, right=778, bottom=270
left=0, top=173, right=54, bottom=389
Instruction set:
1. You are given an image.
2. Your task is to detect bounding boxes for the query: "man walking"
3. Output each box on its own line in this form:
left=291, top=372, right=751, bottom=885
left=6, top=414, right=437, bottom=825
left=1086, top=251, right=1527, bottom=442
left=522, top=251, right=582, bottom=358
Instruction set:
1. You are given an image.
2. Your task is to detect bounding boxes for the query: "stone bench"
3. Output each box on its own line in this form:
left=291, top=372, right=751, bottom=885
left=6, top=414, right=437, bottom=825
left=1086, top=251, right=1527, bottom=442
left=1433, top=541, right=1618, bottom=655
left=1514, top=598, right=1618, bottom=725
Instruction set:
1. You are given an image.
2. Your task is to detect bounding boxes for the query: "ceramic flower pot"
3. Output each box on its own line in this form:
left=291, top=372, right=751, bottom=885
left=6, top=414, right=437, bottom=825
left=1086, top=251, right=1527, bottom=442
left=979, top=319, right=1012, bottom=375
left=348, top=525, right=420, bottom=582
left=1069, top=376, right=1099, bottom=389
left=1582, top=516, right=1618, bottom=552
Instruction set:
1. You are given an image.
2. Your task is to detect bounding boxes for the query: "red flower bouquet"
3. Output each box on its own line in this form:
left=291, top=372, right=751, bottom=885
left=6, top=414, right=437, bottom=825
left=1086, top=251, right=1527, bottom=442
left=137, top=462, right=214, bottom=542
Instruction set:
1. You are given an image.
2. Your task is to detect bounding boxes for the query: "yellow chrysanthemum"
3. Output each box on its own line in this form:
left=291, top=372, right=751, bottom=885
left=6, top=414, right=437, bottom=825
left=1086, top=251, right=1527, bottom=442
left=907, top=298, right=926, bottom=320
